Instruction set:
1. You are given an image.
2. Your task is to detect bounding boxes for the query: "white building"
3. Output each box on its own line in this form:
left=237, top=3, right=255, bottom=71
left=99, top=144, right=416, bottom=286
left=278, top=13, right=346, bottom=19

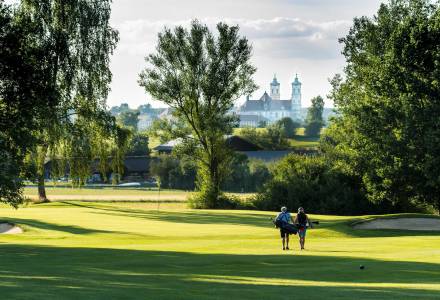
left=238, top=74, right=302, bottom=126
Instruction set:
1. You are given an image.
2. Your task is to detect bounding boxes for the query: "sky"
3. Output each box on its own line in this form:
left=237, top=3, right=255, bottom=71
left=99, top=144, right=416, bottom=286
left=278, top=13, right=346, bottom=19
left=108, top=0, right=383, bottom=109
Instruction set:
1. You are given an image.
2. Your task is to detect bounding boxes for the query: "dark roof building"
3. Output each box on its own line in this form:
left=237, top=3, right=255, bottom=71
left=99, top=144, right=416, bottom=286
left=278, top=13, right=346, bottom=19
left=154, top=136, right=262, bottom=154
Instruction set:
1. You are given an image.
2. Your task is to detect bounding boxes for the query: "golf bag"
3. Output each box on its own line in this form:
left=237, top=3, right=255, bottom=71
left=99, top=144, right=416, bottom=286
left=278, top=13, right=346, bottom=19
left=272, top=218, right=320, bottom=235
left=274, top=219, right=298, bottom=235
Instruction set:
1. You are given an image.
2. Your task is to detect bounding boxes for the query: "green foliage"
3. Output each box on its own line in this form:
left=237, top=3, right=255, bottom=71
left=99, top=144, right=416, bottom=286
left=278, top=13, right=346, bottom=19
left=239, top=125, right=290, bottom=150
left=149, top=155, right=196, bottom=190
left=254, top=154, right=420, bottom=215
left=150, top=155, right=178, bottom=189
left=327, top=0, right=440, bottom=211
left=15, top=0, right=120, bottom=199
left=0, top=2, right=58, bottom=206
left=222, top=155, right=272, bottom=193
left=148, top=118, right=191, bottom=144
left=139, top=20, right=257, bottom=208
left=127, top=132, right=150, bottom=156
left=305, top=95, right=325, bottom=137
left=248, top=159, right=272, bottom=191
left=118, top=110, right=140, bottom=131
left=222, top=153, right=250, bottom=192
left=305, top=121, right=324, bottom=137
left=276, top=117, right=300, bottom=138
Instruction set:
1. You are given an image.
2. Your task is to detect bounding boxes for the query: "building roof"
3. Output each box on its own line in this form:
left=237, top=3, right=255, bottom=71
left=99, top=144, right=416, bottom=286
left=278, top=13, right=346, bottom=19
left=154, top=138, right=183, bottom=153
left=240, top=92, right=292, bottom=112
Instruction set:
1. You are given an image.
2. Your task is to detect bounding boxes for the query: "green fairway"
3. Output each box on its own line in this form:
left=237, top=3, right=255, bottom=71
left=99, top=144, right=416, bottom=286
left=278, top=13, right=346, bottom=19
left=1, top=203, right=440, bottom=299
left=23, top=187, right=254, bottom=202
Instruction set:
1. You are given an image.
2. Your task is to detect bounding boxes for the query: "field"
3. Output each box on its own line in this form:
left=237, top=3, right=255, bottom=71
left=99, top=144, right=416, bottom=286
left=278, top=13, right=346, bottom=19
left=1, top=202, right=440, bottom=299
left=23, top=186, right=254, bottom=202
left=234, top=127, right=321, bottom=149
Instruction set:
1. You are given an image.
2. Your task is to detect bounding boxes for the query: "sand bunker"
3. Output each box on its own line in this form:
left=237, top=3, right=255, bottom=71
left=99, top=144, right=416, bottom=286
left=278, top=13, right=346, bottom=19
left=0, top=223, right=23, bottom=234
left=354, top=217, right=440, bottom=231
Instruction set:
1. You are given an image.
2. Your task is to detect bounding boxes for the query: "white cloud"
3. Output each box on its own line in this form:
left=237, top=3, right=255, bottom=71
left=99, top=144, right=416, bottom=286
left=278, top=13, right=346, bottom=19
left=113, top=17, right=350, bottom=59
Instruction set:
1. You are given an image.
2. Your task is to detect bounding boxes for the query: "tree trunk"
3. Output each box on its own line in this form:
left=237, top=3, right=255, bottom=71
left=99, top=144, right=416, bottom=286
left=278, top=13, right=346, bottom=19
left=207, top=160, right=220, bottom=208
left=38, top=174, right=48, bottom=202
left=36, top=144, right=49, bottom=203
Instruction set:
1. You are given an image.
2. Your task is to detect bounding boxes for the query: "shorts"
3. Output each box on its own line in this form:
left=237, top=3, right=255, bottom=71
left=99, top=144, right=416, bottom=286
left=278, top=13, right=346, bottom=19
left=280, top=228, right=288, bottom=238
left=298, top=227, right=307, bottom=238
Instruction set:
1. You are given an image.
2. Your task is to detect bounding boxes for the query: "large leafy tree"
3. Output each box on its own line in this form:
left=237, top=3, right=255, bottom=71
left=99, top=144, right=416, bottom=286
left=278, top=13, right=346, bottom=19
left=14, top=0, right=120, bottom=202
left=0, top=2, right=55, bottom=206
left=139, top=20, right=257, bottom=208
left=327, top=0, right=440, bottom=211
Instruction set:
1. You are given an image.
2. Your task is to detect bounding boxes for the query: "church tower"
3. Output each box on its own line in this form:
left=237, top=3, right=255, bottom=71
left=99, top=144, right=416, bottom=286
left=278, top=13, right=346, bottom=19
left=270, top=75, right=280, bottom=100
left=291, top=74, right=302, bottom=120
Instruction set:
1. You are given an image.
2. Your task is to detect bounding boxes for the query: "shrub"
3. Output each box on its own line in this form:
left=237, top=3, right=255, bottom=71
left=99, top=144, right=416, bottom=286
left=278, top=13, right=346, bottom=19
left=253, top=153, right=422, bottom=215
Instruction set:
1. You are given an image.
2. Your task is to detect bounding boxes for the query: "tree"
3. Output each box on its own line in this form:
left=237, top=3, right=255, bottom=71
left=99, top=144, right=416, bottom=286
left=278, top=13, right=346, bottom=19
left=0, top=2, right=58, bottom=206
left=118, top=110, right=140, bottom=131
left=127, top=133, right=150, bottom=156
left=149, top=154, right=179, bottom=189
left=221, top=153, right=250, bottom=192
left=328, top=0, right=440, bottom=211
left=276, top=117, right=300, bottom=138
left=139, top=20, right=257, bottom=208
left=305, top=95, right=325, bottom=136
left=14, top=0, right=119, bottom=202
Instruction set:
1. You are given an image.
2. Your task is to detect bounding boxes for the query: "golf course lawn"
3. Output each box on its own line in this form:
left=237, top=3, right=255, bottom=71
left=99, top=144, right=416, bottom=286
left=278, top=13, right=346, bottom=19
left=23, top=187, right=255, bottom=202
left=1, top=202, right=440, bottom=299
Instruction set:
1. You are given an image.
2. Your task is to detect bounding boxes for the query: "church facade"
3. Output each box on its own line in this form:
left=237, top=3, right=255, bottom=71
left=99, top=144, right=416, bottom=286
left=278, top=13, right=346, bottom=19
left=238, top=75, right=302, bottom=126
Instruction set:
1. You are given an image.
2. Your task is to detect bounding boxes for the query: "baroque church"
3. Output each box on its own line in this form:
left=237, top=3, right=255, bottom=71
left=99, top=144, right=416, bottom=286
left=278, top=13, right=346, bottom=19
left=238, top=74, right=302, bottom=127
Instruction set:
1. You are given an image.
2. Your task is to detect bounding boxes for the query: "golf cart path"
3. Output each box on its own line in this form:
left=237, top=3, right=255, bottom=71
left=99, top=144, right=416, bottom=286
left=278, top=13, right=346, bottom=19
left=0, top=223, right=23, bottom=234
left=354, top=217, right=440, bottom=231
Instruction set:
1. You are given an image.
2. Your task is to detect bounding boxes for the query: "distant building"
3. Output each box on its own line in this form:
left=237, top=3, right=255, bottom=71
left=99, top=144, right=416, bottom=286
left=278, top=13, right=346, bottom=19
left=238, top=114, right=269, bottom=127
left=237, top=74, right=302, bottom=126
left=138, top=114, right=157, bottom=131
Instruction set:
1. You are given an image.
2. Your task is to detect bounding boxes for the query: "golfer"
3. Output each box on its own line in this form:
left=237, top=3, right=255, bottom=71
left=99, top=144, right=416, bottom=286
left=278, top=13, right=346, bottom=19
left=294, top=207, right=312, bottom=250
left=276, top=206, right=292, bottom=250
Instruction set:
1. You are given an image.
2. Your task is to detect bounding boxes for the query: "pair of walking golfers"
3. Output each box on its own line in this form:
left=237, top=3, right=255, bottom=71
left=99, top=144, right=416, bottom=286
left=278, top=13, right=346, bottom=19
left=277, top=206, right=311, bottom=250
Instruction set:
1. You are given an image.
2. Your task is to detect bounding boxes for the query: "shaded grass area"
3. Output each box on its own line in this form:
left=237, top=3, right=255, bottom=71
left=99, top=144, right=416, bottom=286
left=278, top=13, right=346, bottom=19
left=1, top=203, right=440, bottom=299
left=1, top=246, right=440, bottom=300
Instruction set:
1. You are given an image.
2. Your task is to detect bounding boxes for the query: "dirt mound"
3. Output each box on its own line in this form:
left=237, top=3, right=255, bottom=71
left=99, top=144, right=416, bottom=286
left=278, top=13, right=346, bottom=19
left=0, top=223, right=23, bottom=234
left=354, top=217, right=440, bottom=231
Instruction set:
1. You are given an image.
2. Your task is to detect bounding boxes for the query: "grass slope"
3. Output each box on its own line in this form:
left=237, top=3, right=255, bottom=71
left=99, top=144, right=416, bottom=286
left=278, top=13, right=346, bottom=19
left=1, top=203, right=440, bottom=299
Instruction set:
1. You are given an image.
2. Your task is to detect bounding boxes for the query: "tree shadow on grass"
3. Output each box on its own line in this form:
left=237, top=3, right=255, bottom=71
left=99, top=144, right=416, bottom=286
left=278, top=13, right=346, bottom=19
left=62, top=202, right=274, bottom=228
left=54, top=202, right=440, bottom=239
left=0, top=245, right=439, bottom=300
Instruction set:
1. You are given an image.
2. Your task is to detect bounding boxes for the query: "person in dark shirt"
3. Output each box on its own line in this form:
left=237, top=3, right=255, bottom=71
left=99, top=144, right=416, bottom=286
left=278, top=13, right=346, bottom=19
left=294, top=207, right=312, bottom=250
